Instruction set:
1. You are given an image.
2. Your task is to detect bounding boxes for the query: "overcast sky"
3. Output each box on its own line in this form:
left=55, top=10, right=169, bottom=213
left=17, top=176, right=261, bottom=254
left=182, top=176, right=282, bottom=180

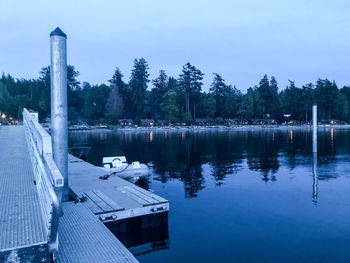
left=1, top=0, right=349, bottom=92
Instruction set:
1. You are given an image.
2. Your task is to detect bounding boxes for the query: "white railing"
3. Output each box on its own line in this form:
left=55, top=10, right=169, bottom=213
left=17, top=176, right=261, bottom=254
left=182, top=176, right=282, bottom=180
left=23, top=108, right=63, bottom=253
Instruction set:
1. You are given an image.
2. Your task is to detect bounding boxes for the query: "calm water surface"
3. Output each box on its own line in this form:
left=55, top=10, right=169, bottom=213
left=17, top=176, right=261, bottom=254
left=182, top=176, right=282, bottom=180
left=69, top=127, right=350, bottom=263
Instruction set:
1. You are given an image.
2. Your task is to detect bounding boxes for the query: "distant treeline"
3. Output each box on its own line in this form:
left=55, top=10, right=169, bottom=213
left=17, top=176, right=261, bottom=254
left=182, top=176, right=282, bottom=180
left=1, top=58, right=350, bottom=124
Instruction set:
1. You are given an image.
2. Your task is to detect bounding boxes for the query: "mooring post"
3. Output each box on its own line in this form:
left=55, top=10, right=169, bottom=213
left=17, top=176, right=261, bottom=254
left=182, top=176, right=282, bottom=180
left=312, top=105, right=318, bottom=202
left=312, top=152, right=318, bottom=200
left=50, top=27, right=68, bottom=202
left=312, top=104, right=317, bottom=153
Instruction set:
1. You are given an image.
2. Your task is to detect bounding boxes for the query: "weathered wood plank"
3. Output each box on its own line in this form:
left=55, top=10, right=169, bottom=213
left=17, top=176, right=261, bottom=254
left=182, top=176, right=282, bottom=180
left=83, top=196, right=104, bottom=214
left=92, top=190, right=125, bottom=211
left=129, top=185, right=168, bottom=203
left=124, top=186, right=157, bottom=204
left=85, top=191, right=112, bottom=212
left=118, top=186, right=150, bottom=206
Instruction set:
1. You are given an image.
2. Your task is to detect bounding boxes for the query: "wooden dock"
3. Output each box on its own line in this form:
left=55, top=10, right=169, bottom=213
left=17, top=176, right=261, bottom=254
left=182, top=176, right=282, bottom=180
left=68, top=154, right=169, bottom=223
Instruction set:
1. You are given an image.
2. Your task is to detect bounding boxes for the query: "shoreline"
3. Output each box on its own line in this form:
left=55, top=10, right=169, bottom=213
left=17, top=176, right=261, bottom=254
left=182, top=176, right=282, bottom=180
left=67, top=124, right=350, bottom=133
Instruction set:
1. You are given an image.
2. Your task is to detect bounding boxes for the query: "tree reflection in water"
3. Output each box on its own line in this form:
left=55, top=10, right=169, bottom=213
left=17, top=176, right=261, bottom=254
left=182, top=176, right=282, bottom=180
left=69, top=127, right=350, bottom=198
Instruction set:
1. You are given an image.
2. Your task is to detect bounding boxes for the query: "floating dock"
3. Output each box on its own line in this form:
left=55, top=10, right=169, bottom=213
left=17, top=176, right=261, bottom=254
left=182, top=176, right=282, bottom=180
left=68, top=154, right=169, bottom=223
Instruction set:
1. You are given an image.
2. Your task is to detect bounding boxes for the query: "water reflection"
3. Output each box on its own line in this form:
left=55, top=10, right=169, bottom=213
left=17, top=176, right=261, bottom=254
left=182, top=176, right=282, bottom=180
left=312, top=152, right=318, bottom=203
left=289, top=129, right=293, bottom=143
left=69, top=128, right=350, bottom=263
left=331, top=128, right=334, bottom=140
left=69, top=128, right=350, bottom=198
left=149, top=131, right=153, bottom=143
left=331, top=128, right=334, bottom=152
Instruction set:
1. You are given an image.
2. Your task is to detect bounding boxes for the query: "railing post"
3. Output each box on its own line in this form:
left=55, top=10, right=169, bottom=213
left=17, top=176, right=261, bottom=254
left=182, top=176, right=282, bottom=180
left=50, top=27, right=69, bottom=202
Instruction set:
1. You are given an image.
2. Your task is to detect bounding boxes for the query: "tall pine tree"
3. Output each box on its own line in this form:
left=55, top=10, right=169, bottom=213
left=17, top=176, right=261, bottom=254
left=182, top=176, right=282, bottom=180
left=129, top=58, right=150, bottom=119
left=210, top=73, right=228, bottom=117
left=151, top=70, right=168, bottom=119
left=178, top=63, right=204, bottom=120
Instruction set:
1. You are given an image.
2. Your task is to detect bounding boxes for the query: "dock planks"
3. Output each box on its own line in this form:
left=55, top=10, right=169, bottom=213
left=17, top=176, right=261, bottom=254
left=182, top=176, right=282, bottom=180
left=68, top=154, right=169, bottom=222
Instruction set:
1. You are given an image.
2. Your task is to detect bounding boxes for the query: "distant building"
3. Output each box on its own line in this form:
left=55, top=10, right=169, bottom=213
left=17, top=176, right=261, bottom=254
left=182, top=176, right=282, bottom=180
left=194, top=118, right=215, bottom=126
left=140, top=119, right=155, bottom=126
left=173, top=120, right=182, bottom=126
left=118, top=119, right=133, bottom=126
left=225, top=119, right=248, bottom=125
left=249, top=119, right=277, bottom=125
left=157, top=120, right=170, bottom=126
left=328, top=120, right=345, bottom=125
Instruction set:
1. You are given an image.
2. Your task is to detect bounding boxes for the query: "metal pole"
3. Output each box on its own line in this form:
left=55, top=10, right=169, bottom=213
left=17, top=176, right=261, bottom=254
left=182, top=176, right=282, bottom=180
left=312, top=152, right=318, bottom=201
left=50, top=27, right=68, bottom=202
left=312, top=105, right=317, bottom=153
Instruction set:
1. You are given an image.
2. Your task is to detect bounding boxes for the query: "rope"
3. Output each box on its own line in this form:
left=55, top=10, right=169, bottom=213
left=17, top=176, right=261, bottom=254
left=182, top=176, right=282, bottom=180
left=99, top=164, right=130, bottom=180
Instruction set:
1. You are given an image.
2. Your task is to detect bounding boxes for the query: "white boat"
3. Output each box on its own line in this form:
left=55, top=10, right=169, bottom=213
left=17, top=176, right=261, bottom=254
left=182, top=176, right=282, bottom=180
left=101, top=156, right=149, bottom=179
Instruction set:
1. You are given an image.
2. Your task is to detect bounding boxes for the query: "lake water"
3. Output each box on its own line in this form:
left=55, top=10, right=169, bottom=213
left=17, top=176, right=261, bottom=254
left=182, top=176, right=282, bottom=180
left=69, top=127, right=350, bottom=263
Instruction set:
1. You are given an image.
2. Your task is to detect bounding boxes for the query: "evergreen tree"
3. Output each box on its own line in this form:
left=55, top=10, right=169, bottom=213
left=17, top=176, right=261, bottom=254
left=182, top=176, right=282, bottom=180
left=168, top=77, right=185, bottom=119
left=66, top=66, right=82, bottom=120
left=257, top=75, right=279, bottom=118
left=197, top=93, right=216, bottom=118
left=178, top=63, right=204, bottom=119
left=210, top=73, right=228, bottom=117
left=167, top=76, right=177, bottom=90
left=340, top=86, right=350, bottom=121
left=280, top=81, right=303, bottom=120
left=301, top=83, right=314, bottom=122
left=83, top=84, right=110, bottom=120
left=153, top=70, right=168, bottom=95
left=151, top=70, right=169, bottom=119
left=108, top=67, right=129, bottom=117
left=225, top=85, right=241, bottom=118
left=129, top=58, right=150, bottom=119
left=160, top=89, right=179, bottom=121
left=105, top=85, right=124, bottom=123
left=269, top=76, right=281, bottom=118
left=245, top=86, right=263, bottom=119
left=0, top=80, right=10, bottom=113
left=38, top=67, right=51, bottom=117
left=315, top=79, right=339, bottom=120
left=67, top=66, right=81, bottom=90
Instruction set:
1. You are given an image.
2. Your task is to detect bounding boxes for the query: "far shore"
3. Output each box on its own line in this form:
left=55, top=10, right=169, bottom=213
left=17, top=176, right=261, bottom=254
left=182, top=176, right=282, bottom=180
left=66, top=124, right=350, bottom=133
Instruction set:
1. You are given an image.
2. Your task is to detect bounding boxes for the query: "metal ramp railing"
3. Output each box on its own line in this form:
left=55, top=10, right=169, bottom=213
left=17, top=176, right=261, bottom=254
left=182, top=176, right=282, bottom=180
left=23, top=108, right=64, bottom=255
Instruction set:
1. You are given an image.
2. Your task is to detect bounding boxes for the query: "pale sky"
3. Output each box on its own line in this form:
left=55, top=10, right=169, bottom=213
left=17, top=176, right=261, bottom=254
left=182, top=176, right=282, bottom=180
left=0, top=0, right=349, bottom=92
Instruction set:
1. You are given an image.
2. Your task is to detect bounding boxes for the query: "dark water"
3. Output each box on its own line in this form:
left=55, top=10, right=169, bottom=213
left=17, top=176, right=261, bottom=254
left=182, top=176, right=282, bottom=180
left=69, top=127, right=350, bottom=263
